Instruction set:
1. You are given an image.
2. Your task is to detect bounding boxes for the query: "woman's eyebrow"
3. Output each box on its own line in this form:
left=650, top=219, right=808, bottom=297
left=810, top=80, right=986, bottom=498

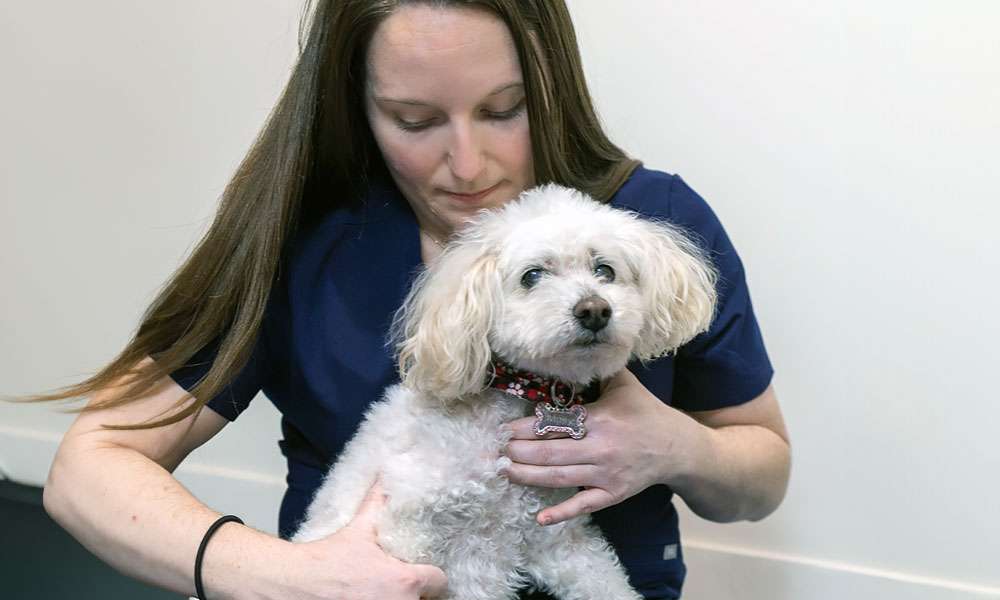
left=373, top=81, right=524, bottom=106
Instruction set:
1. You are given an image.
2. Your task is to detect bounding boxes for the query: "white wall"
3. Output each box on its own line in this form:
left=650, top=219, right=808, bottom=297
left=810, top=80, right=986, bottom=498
left=0, top=0, right=297, bottom=527
left=565, top=1, right=1000, bottom=597
left=2, top=1, right=998, bottom=598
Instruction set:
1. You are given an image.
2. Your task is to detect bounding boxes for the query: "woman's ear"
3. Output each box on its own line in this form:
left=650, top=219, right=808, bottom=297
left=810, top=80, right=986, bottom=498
left=391, top=243, right=501, bottom=399
left=628, top=219, right=719, bottom=360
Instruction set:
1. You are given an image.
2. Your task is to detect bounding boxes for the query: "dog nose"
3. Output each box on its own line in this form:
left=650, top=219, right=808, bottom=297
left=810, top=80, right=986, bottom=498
left=573, top=296, right=612, bottom=332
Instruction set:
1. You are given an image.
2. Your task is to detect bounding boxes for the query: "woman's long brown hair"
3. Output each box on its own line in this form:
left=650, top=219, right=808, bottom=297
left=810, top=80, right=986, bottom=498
left=11, top=0, right=640, bottom=429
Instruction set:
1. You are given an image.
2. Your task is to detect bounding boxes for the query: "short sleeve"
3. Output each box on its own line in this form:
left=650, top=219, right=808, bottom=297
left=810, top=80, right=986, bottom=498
left=667, top=175, right=774, bottom=411
left=168, top=329, right=270, bottom=421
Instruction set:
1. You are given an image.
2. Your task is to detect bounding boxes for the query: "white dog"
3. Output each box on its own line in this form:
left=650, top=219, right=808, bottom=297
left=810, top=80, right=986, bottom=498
left=291, top=184, right=718, bottom=599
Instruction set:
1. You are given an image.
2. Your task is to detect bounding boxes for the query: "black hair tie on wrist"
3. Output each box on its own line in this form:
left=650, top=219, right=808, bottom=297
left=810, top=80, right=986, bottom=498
left=195, top=515, right=244, bottom=599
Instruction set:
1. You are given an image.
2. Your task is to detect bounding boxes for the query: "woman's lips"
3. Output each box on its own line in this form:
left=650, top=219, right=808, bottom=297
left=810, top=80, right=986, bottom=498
left=441, top=182, right=502, bottom=203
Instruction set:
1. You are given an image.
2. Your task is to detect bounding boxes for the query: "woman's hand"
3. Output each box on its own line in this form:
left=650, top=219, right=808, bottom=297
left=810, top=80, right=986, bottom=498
left=282, top=481, right=449, bottom=600
left=500, top=369, right=712, bottom=526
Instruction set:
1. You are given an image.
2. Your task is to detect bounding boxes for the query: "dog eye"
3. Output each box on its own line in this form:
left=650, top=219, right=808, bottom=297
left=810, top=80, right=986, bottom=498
left=520, top=268, right=545, bottom=289
left=594, top=264, right=615, bottom=282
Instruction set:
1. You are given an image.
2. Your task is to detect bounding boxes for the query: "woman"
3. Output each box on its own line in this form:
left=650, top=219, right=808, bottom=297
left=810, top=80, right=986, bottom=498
left=35, top=1, right=790, bottom=598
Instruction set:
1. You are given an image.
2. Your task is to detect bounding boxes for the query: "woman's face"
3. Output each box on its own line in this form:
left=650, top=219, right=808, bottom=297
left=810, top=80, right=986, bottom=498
left=365, top=5, right=535, bottom=238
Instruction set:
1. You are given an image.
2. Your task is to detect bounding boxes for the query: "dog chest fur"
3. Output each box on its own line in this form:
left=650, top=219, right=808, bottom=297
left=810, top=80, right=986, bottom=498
left=294, top=386, right=581, bottom=597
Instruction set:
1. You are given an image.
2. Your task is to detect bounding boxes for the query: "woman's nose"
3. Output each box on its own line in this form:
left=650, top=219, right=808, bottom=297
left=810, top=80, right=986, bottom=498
left=446, top=122, right=485, bottom=183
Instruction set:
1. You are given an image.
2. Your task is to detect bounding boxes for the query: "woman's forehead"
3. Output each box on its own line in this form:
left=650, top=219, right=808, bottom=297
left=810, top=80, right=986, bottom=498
left=366, top=4, right=522, bottom=104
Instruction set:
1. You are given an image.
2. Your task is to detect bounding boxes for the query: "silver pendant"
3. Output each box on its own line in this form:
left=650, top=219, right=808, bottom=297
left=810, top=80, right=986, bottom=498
left=533, top=402, right=588, bottom=439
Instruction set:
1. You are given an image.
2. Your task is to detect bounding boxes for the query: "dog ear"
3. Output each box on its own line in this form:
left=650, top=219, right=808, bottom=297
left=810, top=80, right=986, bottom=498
left=391, top=243, right=501, bottom=400
left=628, top=219, right=719, bottom=360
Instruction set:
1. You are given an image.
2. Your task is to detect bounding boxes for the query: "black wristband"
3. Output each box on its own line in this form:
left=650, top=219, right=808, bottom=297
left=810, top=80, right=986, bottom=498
left=194, top=515, right=244, bottom=600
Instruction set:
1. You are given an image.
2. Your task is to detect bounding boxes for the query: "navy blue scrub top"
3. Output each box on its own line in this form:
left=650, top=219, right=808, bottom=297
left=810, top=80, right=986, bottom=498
left=170, top=166, right=774, bottom=599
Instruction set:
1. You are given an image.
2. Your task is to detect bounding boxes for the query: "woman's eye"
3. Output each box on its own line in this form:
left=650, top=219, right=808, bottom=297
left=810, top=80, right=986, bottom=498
left=394, top=99, right=525, bottom=132
left=520, top=268, right=545, bottom=289
left=395, top=118, right=435, bottom=132
left=483, top=99, right=526, bottom=121
left=594, top=264, right=615, bottom=282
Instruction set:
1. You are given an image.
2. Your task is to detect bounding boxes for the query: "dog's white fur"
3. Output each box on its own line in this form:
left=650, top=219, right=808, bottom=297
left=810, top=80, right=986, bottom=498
left=291, top=185, right=718, bottom=599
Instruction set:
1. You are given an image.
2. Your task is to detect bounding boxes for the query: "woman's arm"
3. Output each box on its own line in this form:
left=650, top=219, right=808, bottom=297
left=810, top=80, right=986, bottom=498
left=501, top=370, right=791, bottom=525
left=670, top=383, right=790, bottom=523
left=44, top=368, right=284, bottom=598
left=43, top=358, right=447, bottom=600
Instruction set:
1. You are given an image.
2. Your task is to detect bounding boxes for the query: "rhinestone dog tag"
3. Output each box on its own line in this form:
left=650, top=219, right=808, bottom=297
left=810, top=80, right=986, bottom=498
left=533, top=402, right=588, bottom=440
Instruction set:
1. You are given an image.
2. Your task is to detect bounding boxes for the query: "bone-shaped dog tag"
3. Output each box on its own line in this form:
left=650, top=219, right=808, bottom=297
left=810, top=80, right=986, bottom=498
left=533, top=403, right=587, bottom=439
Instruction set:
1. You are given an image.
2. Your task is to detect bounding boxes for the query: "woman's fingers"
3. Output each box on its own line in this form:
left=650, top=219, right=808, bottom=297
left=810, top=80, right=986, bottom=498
left=501, top=462, right=600, bottom=489
left=536, top=487, right=617, bottom=526
left=502, top=438, right=600, bottom=466
left=316, top=477, right=450, bottom=599
left=409, top=563, right=449, bottom=599
left=345, top=478, right=386, bottom=536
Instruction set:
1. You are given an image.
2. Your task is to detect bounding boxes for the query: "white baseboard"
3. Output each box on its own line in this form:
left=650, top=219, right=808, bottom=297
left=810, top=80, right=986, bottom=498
left=0, top=424, right=62, bottom=486
left=172, top=462, right=285, bottom=535
left=0, top=425, right=285, bottom=534
left=682, top=540, right=1000, bottom=599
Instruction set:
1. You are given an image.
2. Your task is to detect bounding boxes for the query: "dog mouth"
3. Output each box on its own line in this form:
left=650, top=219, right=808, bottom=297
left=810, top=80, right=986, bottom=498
left=571, top=333, right=606, bottom=348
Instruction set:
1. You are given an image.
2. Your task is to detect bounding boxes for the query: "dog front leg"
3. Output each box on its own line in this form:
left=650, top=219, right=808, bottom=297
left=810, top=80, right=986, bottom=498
left=431, top=544, right=527, bottom=600
left=289, top=439, right=382, bottom=543
left=521, top=519, right=642, bottom=600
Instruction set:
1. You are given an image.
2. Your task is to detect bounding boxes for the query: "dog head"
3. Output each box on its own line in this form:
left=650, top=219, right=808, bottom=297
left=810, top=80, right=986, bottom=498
left=391, top=184, right=718, bottom=401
